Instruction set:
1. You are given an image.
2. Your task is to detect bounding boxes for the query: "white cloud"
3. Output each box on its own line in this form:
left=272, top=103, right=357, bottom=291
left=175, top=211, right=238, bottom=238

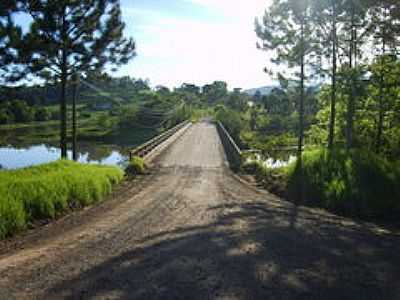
left=117, top=1, right=274, bottom=89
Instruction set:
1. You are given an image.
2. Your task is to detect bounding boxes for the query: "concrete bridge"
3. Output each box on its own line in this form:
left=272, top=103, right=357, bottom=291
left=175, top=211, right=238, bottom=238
left=0, top=121, right=399, bottom=299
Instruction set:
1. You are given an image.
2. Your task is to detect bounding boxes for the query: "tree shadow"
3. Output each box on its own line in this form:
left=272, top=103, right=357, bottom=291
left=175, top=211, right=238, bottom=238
left=46, top=198, right=400, bottom=299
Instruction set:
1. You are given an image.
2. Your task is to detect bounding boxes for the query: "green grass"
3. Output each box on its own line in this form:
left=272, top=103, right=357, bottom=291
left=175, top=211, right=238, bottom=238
left=243, top=148, right=400, bottom=219
left=126, top=156, right=147, bottom=176
left=287, top=148, right=400, bottom=218
left=0, top=160, right=124, bottom=239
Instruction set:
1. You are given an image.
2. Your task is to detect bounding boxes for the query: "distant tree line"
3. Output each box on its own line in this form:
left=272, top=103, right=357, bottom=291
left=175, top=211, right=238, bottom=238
left=0, top=100, right=56, bottom=124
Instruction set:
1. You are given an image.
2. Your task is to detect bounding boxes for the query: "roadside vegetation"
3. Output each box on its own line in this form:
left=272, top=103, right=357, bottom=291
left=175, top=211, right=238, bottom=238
left=126, top=156, right=147, bottom=176
left=212, top=1, right=400, bottom=220
left=0, top=160, right=124, bottom=239
left=243, top=149, right=400, bottom=219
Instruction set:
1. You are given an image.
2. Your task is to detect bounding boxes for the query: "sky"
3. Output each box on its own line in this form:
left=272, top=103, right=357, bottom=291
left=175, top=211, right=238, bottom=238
left=117, top=0, right=273, bottom=90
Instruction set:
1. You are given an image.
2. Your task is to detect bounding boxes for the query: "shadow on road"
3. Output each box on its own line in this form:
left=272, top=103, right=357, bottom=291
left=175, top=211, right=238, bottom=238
left=46, top=197, right=400, bottom=299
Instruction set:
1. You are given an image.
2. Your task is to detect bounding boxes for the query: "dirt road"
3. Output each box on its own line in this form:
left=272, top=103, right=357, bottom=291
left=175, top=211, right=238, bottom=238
left=0, top=121, right=399, bottom=299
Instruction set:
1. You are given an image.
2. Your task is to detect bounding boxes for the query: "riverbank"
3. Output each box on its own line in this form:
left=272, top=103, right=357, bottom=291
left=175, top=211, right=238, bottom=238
left=0, top=160, right=124, bottom=239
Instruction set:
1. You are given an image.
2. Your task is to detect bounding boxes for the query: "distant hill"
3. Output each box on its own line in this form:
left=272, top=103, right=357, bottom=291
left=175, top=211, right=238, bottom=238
left=245, top=81, right=322, bottom=97
left=244, top=85, right=278, bottom=96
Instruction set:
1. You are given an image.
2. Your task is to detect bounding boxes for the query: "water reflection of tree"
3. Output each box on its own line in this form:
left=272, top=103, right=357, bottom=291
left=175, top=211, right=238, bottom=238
left=79, top=144, right=115, bottom=162
left=0, top=124, right=59, bottom=148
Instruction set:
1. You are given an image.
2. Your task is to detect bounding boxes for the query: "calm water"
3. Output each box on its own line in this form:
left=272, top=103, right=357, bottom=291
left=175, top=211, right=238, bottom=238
left=0, top=144, right=129, bottom=170
left=264, top=156, right=296, bottom=168
left=0, top=122, right=160, bottom=170
left=245, top=154, right=296, bottom=169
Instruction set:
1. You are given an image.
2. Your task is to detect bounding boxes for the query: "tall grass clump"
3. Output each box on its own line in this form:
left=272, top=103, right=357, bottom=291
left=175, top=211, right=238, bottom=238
left=125, top=155, right=147, bottom=176
left=0, top=160, right=124, bottom=239
left=287, top=148, right=400, bottom=218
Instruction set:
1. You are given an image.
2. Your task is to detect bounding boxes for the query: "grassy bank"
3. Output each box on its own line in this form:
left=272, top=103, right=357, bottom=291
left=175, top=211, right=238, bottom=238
left=0, top=160, right=124, bottom=239
left=243, top=148, right=400, bottom=219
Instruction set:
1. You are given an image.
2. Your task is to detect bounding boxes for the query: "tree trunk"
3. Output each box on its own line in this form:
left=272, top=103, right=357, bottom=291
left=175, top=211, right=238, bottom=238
left=376, top=98, right=384, bottom=153
left=59, top=6, right=68, bottom=159
left=376, top=51, right=386, bottom=154
left=60, top=71, right=67, bottom=159
left=72, top=73, right=79, bottom=161
left=328, top=1, right=337, bottom=150
left=376, top=7, right=388, bottom=154
left=346, top=5, right=356, bottom=150
left=297, top=17, right=306, bottom=204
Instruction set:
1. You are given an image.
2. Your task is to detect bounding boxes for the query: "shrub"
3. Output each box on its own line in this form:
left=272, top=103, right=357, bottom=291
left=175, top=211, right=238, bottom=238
left=286, top=148, right=400, bottom=218
left=0, top=109, right=13, bottom=124
left=34, top=107, right=51, bottom=121
left=9, top=100, right=34, bottom=123
left=0, top=160, right=124, bottom=239
left=80, top=112, right=92, bottom=119
left=242, top=159, right=288, bottom=197
left=242, top=160, right=267, bottom=178
left=50, top=110, right=60, bottom=120
left=126, top=156, right=147, bottom=176
left=215, top=105, right=245, bottom=147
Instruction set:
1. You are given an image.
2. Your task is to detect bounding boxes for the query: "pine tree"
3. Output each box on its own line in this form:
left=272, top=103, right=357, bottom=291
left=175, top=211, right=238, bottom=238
left=311, top=0, right=345, bottom=150
left=369, top=0, right=400, bottom=153
left=341, top=0, right=370, bottom=149
left=0, top=0, right=24, bottom=82
left=256, top=0, right=315, bottom=202
left=23, top=0, right=136, bottom=158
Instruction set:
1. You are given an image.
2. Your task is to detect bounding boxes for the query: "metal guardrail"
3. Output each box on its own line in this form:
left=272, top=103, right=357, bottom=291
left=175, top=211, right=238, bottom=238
left=216, top=121, right=242, bottom=171
left=129, top=120, right=191, bottom=161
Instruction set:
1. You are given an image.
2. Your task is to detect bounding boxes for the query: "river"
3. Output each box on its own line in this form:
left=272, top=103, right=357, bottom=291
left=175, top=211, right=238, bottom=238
left=0, top=124, right=156, bottom=170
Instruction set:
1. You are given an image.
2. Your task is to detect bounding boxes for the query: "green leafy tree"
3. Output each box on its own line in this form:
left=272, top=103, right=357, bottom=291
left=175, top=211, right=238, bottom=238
left=8, top=99, right=34, bottom=122
left=202, top=81, right=228, bottom=104
left=23, top=0, right=136, bottom=158
left=0, top=108, right=13, bottom=124
left=34, top=106, right=50, bottom=121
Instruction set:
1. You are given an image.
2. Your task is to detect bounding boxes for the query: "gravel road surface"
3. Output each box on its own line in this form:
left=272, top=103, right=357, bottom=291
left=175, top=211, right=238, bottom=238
left=0, top=121, right=399, bottom=299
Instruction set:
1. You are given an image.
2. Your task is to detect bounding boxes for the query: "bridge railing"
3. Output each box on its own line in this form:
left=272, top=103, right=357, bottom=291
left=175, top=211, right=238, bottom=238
left=129, top=120, right=191, bottom=161
left=216, top=121, right=242, bottom=171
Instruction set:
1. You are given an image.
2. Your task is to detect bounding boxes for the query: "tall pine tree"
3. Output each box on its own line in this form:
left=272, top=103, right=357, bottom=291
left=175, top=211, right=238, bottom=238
left=369, top=0, right=400, bottom=152
left=23, top=0, right=136, bottom=158
left=311, top=0, right=346, bottom=150
left=256, top=0, right=315, bottom=201
left=341, top=0, right=370, bottom=149
left=0, top=0, right=24, bottom=82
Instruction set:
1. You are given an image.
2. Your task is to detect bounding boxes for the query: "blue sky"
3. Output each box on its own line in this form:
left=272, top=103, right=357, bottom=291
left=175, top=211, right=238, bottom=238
left=13, top=0, right=273, bottom=89
left=118, top=0, right=273, bottom=90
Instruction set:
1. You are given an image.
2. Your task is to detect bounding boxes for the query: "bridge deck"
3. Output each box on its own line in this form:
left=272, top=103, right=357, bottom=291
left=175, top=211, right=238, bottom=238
left=0, top=121, right=399, bottom=299
left=159, top=120, right=226, bottom=168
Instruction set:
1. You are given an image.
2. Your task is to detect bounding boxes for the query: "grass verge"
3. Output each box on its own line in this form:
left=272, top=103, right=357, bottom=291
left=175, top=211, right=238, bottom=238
left=243, top=148, right=400, bottom=219
left=0, top=160, right=124, bottom=239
